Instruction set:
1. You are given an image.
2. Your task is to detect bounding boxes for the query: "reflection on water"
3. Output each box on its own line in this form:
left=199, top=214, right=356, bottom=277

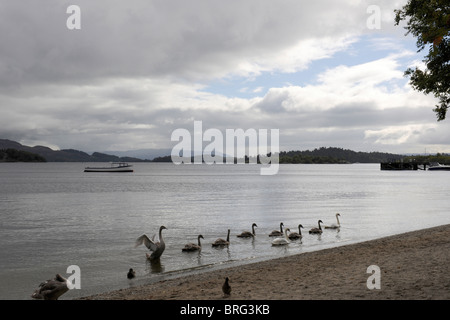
left=146, top=259, right=164, bottom=274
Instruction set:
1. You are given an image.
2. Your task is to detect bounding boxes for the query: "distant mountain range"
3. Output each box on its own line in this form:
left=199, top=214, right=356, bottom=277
left=0, top=138, right=413, bottom=163
left=0, top=139, right=169, bottom=162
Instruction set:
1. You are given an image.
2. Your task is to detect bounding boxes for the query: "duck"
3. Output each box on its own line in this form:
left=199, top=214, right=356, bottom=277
left=269, top=222, right=284, bottom=237
left=31, top=274, right=70, bottom=300
left=212, top=229, right=230, bottom=247
left=135, top=225, right=167, bottom=261
left=309, top=220, right=323, bottom=234
left=272, top=228, right=291, bottom=246
left=288, top=224, right=304, bottom=240
left=182, top=234, right=204, bottom=252
left=222, top=277, right=231, bottom=297
left=237, top=223, right=257, bottom=238
left=127, top=268, right=136, bottom=279
left=324, top=213, right=341, bottom=229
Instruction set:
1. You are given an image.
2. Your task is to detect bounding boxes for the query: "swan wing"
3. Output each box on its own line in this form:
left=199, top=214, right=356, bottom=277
left=135, top=234, right=158, bottom=251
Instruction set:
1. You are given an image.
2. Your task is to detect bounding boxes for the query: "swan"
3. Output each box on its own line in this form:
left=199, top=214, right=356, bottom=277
left=135, top=225, right=167, bottom=261
left=237, top=223, right=257, bottom=238
left=182, top=234, right=204, bottom=252
left=325, top=213, right=341, bottom=229
left=288, top=224, right=304, bottom=240
left=212, top=229, right=230, bottom=247
left=222, top=277, right=231, bottom=297
left=269, top=222, right=284, bottom=237
left=272, top=228, right=291, bottom=246
left=127, top=268, right=136, bottom=279
left=31, top=274, right=70, bottom=300
left=309, top=220, right=323, bottom=234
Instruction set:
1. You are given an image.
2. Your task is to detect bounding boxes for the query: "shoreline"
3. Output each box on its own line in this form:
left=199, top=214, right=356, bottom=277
left=79, top=224, right=450, bottom=300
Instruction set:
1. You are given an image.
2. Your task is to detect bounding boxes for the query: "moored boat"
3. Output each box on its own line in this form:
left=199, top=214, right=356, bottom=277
left=427, top=162, right=450, bottom=171
left=84, top=162, right=133, bottom=172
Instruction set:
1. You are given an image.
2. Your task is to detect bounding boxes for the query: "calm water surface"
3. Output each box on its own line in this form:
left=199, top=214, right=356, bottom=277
left=0, top=162, right=449, bottom=299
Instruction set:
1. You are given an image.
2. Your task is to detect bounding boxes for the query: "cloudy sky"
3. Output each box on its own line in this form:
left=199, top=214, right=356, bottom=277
left=0, top=0, right=448, bottom=155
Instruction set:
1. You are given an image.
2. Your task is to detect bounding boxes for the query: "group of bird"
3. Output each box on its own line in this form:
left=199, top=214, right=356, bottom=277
left=32, top=214, right=340, bottom=299
left=134, top=213, right=342, bottom=261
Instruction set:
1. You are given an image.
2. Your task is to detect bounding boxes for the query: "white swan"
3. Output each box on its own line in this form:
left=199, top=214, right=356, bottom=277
left=182, top=234, right=204, bottom=252
left=269, top=222, right=284, bottom=237
left=237, top=223, right=257, bottom=238
left=272, top=228, right=291, bottom=246
left=288, top=224, right=304, bottom=240
left=135, top=225, right=167, bottom=261
left=31, top=274, right=70, bottom=300
left=324, top=213, right=341, bottom=229
left=212, top=229, right=230, bottom=247
left=309, top=220, right=323, bottom=234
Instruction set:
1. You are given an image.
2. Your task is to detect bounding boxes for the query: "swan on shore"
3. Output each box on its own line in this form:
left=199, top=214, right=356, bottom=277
left=182, top=234, right=204, bottom=252
left=324, top=213, right=341, bottom=229
left=288, top=224, right=304, bottom=240
left=31, top=274, right=70, bottom=300
left=272, top=228, right=291, bottom=246
left=309, top=220, right=323, bottom=234
left=269, top=222, right=284, bottom=237
left=212, top=229, right=230, bottom=247
left=135, top=225, right=167, bottom=261
left=237, top=223, right=257, bottom=238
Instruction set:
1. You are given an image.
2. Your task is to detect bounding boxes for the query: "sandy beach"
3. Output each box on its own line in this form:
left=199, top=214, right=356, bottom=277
left=79, top=224, right=450, bottom=300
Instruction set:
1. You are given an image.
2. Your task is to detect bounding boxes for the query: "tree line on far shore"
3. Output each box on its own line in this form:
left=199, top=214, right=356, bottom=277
left=0, top=148, right=46, bottom=162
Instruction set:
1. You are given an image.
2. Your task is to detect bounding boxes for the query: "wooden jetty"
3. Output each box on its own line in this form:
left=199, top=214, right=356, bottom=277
left=380, top=162, right=425, bottom=171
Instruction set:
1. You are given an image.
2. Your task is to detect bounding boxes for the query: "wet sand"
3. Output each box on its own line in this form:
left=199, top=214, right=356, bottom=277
left=79, top=224, right=450, bottom=300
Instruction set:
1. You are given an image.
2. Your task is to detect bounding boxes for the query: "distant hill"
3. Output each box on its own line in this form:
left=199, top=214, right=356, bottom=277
left=279, top=147, right=404, bottom=164
left=0, top=139, right=406, bottom=164
left=0, top=139, right=151, bottom=162
left=0, top=148, right=46, bottom=162
left=101, top=148, right=172, bottom=160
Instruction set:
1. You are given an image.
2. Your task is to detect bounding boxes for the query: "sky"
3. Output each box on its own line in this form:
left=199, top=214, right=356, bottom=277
left=0, top=0, right=449, bottom=155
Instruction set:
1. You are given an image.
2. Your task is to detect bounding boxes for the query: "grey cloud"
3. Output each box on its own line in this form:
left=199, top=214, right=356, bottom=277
left=0, top=0, right=372, bottom=87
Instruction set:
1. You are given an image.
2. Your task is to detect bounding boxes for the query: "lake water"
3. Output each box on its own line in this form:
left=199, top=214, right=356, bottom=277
left=0, top=162, right=449, bottom=300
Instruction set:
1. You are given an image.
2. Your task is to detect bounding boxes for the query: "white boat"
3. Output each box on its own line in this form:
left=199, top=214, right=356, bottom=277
left=427, top=162, right=450, bottom=171
left=84, top=162, right=133, bottom=172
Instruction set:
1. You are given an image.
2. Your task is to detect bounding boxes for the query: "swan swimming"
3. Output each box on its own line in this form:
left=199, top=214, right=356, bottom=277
left=237, top=223, right=257, bottom=238
left=182, top=234, right=204, bottom=252
left=309, top=220, right=323, bottom=234
left=269, top=222, right=284, bottom=237
left=135, top=225, right=167, bottom=261
left=288, top=224, right=304, bottom=240
left=324, top=213, right=341, bottom=229
left=272, top=228, right=291, bottom=246
left=212, top=229, right=230, bottom=247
